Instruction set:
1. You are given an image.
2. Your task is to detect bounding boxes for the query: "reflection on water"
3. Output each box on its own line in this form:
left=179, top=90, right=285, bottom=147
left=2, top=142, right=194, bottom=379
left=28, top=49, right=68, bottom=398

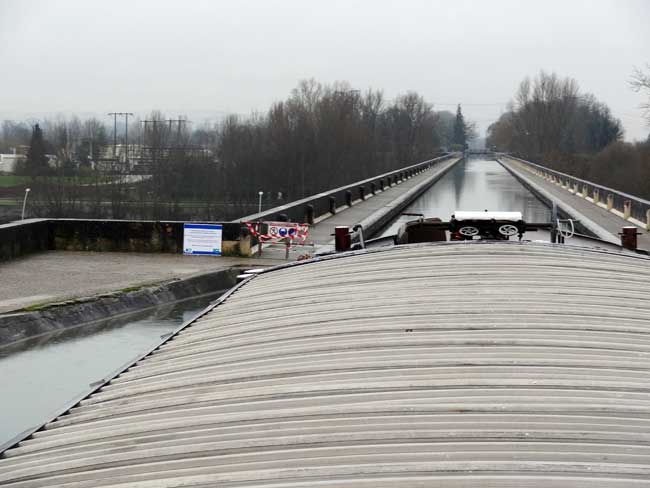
left=0, top=292, right=224, bottom=446
left=381, top=157, right=551, bottom=237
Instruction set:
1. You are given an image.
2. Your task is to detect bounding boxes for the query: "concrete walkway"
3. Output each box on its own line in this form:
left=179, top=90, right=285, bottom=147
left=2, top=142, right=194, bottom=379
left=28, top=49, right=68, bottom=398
left=499, top=157, right=650, bottom=251
left=0, top=252, right=285, bottom=314
left=308, top=157, right=461, bottom=247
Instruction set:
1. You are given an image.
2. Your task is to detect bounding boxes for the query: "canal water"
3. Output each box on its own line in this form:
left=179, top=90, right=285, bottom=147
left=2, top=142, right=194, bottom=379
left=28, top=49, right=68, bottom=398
left=0, top=293, right=222, bottom=447
left=381, top=157, right=552, bottom=238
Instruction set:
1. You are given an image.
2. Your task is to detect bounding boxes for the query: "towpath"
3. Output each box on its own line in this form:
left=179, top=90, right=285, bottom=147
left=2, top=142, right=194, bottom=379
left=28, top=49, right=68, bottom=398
left=0, top=252, right=284, bottom=314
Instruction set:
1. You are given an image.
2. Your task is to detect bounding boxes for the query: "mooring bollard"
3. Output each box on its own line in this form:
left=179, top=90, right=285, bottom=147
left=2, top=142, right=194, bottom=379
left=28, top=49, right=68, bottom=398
left=620, top=226, right=640, bottom=251
left=623, top=200, right=632, bottom=220
left=334, top=226, right=351, bottom=252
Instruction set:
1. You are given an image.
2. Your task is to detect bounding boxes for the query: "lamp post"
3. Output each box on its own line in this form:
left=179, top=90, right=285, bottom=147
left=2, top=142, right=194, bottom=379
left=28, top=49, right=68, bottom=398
left=21, top=188, right=31, bottom=220
left=258, top=191, right=264, bottom=214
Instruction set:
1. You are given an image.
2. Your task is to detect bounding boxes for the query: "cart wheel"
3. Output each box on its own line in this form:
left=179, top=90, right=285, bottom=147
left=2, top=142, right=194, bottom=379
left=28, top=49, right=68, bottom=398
left=459, top=226, right=479, bottom=236
left=498, top=224, right=519, bottom=236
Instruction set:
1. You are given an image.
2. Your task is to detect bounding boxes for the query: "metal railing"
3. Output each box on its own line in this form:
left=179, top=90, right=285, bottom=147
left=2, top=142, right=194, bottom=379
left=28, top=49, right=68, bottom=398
left=504, top=154, right=650, bottom=228
left=235, top=153, right=460, bottom=225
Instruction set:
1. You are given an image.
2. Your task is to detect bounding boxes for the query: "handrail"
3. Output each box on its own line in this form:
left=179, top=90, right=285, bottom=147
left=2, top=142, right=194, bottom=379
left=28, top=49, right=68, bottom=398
left=501, top=154, right=650, bottom=225
left=235, top=153, right=460, bottom=224
left=504, top=154, right=650, bottom=205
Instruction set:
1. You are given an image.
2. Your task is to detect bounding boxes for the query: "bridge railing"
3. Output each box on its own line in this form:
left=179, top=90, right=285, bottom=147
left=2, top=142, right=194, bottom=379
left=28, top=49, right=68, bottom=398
left=236, top=153, right=459, bottom=225
left=504, top=154, right=650, bottom=228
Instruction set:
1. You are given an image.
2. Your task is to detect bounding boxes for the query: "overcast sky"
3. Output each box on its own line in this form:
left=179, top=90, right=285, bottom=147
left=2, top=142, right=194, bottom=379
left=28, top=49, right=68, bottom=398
left=1, top=0, right=648, bottom=140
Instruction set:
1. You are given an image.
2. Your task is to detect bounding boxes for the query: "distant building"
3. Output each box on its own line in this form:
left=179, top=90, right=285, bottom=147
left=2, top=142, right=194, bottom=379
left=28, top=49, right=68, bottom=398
left=0, top=148, right=26, bottom=173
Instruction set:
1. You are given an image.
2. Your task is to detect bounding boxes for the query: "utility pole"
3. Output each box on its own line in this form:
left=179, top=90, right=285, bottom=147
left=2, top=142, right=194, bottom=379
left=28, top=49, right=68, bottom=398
left=166, top=117, right=189, bottom=147
left=109, top=112, right=118, bottom=160
left=108, top=112, right=134, bottom=163
left=123, top=112, right=134, bottom=165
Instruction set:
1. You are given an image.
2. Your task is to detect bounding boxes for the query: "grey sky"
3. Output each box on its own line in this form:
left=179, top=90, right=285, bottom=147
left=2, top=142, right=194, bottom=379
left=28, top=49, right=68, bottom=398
left=1, top=0, right=648, bottom=140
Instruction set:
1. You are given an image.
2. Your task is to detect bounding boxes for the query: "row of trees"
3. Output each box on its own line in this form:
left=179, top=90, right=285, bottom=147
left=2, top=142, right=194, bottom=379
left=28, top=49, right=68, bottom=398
left=2, top=118, right=110, bottom=175
left=216, top=80, right=473, bottom=202
left=487, top=70, right=650, bottom=199
left=1, top=80, right=477, bottom=220
left=487, top=71, right=623, bottom=161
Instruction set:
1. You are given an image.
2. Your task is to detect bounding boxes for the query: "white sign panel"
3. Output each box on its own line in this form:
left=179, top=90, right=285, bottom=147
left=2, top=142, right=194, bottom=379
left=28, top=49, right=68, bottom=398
left=266, top=221, right=305, bottom=240
left=183, top=224, right=222, bottom=256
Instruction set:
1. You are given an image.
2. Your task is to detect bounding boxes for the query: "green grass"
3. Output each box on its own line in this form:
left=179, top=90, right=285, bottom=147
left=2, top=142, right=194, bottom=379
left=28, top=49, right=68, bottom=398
left=0, top=175, right=30, bottom=187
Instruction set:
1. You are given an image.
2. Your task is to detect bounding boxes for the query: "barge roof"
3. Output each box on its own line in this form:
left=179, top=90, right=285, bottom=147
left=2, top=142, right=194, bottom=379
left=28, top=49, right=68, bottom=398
left=2, top=241, right=650, bottom=487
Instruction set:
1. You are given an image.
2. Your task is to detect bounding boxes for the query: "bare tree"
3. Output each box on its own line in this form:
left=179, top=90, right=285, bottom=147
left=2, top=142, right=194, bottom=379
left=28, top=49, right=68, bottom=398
left=630, top=64, right=650, bottom=126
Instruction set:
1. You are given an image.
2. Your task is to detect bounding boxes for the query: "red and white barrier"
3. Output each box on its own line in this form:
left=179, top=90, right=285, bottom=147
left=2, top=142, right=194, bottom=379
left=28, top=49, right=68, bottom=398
left=245, top=221, right=310, bottom=246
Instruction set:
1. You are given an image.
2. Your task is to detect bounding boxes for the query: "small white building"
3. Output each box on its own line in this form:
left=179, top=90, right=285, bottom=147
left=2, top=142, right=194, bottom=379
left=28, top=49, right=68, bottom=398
left=0, top=153, right=26, bottom=173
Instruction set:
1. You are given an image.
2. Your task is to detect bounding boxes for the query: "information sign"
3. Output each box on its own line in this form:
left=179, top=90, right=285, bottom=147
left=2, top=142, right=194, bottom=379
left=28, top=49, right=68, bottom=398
left=183, top=223, right=222, bottom=256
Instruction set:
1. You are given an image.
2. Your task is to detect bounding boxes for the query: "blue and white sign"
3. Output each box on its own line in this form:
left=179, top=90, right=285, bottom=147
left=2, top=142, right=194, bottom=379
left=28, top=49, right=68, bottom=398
left=183, top=224, right=222, bottom=256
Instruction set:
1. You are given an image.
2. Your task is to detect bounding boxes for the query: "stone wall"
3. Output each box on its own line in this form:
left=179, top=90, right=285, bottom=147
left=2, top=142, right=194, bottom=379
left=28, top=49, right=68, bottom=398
left=0, top=219, right=252, bottom=262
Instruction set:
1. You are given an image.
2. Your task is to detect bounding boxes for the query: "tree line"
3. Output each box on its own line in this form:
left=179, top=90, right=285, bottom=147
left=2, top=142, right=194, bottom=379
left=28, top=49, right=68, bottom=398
left=487, top=70, right=650, bottom=199
left=1, top=80, right=475, bottom=220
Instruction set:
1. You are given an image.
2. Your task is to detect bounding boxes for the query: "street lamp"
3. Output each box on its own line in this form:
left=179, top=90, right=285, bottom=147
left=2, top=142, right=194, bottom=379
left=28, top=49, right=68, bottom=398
left=258, top=191, right=264, bottom=214
left=21, top=188, right=31, bottom=220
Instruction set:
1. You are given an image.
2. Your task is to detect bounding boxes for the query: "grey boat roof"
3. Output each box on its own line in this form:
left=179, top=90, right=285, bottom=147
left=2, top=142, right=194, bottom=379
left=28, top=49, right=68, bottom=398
left=2, top=241, right=650, bottom=487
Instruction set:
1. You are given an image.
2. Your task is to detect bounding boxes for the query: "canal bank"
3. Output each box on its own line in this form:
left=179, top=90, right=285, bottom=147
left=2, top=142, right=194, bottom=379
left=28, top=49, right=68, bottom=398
left=0, top=250, right=288, bottom=315
left=0, top=291, right=223, bottom=447
left=0, top=267, right=241, bottom=346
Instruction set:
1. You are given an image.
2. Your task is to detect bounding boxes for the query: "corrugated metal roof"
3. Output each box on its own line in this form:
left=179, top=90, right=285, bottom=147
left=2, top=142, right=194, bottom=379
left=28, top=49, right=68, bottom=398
left=2, top=242, right=650, bottom=487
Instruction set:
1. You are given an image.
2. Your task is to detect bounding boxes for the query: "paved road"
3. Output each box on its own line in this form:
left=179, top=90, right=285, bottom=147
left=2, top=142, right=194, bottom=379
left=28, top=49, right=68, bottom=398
left=0, top=252, right=285, bottom=314
left=499, top=157, right=650, bottom=251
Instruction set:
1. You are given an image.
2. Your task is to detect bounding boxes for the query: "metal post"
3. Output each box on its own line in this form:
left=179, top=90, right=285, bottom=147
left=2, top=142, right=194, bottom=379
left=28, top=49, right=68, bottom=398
left=328, top=196, right=336, bottom=215
left=258, top=191, right=263, bottom=214
left=305, top=204, right=315, bottom=225
left=550, top=202, right=558, bottom=244
left=21, top=188, right=31, bottom=220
